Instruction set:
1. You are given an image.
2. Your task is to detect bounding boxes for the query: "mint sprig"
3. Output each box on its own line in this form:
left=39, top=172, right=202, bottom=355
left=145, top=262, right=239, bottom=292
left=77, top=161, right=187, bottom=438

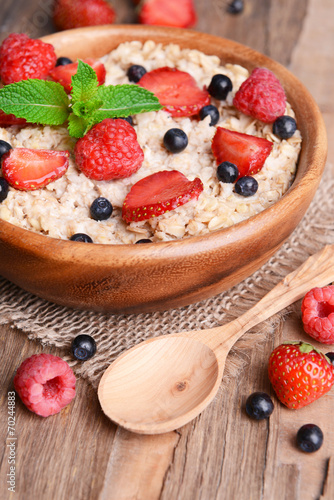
left=0, top=79, right=70, bottom=126
left=0, top=60, right=162, bottom=138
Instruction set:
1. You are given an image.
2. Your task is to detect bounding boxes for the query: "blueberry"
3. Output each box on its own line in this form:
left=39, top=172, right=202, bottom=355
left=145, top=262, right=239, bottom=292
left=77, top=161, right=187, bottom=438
left=208, top=74, right=233, bottom=100
left=119, top=116, right=134, bottom=126
left=71, top=334, right=97, bottom=361
left=273, top=116, right=297, bottom=139
left=227, top=0, right=244, bottom=14
left=235, top=176, right=258, bottom=196
left=296, top=424, right=323, bottom=453
left=0, top=178, right=9, bottom=202
left=136, top=239, right=152, bottom=244
left=69, top=233, right=93, bottom=243
left=56, top=56, right=73, bottom=66
left=0, top=140, right=12, bottom=159
left=326, top=352, right=334, bottom=365
left=90, top=197, right=113, bottom=221
left=245, top=392, right=274, bottom=420
left=163, top=128, right=188, bottom=154
left=127, top=65, right=147, bottom=83
left=199, top=105, right=220, bottom=126
left=217, top=161, right=239, bottom=183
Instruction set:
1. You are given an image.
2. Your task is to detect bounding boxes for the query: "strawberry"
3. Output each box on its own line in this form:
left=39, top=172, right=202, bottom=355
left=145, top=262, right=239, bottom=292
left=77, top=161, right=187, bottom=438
left=122, top=170, right=203, bottom=223
left=233, top=67, right=286, bottom=123
left=138, top=0, right=197, bottom=28
left=268, top=342, right=334, bottom=410
left=53, top=0, right=116, bottom=31
left=0, top=33, right=57, bottom=85
left=0, top=110, right=28, bottom=127
left=2, top=148, right=69, bottom=191
left=138, top=67, right=210, bottom=117
left=211, top=127, right=272, bottom=179
left=74, top=119, right=144, bottom=181
left=49, top=59, right=106, bottom=93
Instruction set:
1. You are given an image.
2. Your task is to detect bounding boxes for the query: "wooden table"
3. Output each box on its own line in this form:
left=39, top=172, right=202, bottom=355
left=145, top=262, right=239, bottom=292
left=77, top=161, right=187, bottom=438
left=1, top=1, right=333, bottom=498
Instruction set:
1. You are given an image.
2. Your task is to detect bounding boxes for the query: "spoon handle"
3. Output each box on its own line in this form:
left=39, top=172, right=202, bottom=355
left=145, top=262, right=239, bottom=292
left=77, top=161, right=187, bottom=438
left=200, top=244, right=334, bottom=353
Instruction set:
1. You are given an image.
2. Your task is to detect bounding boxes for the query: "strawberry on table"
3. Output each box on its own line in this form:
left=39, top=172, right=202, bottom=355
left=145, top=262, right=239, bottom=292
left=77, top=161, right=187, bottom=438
left=138, top=0, right=197, bottom=28
left=0, top=33, right=57, bottom=85
left=122, top=170, right=203, bottom=223
left=2, top=148, right=69, bottom=191
left=53, top=0, right=116, bottom=31
left=74, top=118, right=144, bottom=181
left=211, top=127, right=273, bottom=179
left=233, top=67, right=286, bottom=123
left=268, top=342, right=334, bottom=409
left=49, top=59, right=106, bottom=94
left=138, top=67, right=210, bottom=117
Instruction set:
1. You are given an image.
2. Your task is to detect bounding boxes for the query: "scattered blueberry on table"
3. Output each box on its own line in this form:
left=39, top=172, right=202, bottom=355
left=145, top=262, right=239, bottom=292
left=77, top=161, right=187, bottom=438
left=71, top=334, right=97, bottom=361
left=245, top=392, right=274, bottom=420
left=296, top=424, right=324, bottom=453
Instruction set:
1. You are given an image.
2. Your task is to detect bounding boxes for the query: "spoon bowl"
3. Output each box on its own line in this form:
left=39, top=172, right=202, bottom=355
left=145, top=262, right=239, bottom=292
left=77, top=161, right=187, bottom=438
left=99, top=337, right=220, bottom=432
left=98, top=245, right=334, bottom=434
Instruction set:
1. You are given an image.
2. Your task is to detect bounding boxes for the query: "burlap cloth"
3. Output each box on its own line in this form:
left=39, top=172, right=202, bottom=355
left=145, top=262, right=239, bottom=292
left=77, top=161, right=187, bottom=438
left=1, top=165, right=333, bottom=389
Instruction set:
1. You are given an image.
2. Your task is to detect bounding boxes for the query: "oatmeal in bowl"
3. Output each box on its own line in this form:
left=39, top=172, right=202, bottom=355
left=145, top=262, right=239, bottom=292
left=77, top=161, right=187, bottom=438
left=0, top=26, right=326, bottom=313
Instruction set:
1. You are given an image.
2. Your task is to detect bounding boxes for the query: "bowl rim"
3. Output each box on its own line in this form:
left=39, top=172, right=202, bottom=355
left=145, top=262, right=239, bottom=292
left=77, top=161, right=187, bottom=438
left=0, top=25, right=327, bottom=265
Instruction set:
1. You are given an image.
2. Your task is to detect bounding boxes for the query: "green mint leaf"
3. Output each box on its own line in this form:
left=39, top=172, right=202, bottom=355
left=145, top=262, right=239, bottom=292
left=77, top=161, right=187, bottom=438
left=94, top=84, right=162, bottom=122
left=71, top=60, right=98, bottom=104
left=72, top=98, right=103, bottom=118
left=0, top=79, right=70, bottom=125
left=68, top=114, right=92, bottom=139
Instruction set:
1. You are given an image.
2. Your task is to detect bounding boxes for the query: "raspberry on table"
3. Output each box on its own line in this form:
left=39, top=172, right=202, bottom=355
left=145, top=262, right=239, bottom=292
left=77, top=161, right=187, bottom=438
left=13, top=353, right=76, bottom=417
left=0, top=33, right=57, bottom=85
left=301, top=286, right=334, bottom=344
left=233, top=67, right=286, bottom=123
left=74, top=118, right=144, bottom=181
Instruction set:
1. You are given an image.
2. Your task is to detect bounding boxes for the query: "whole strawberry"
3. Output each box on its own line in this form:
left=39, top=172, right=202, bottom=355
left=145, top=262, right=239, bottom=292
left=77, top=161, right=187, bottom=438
left=53, top=0, right=116, bottom=31
left=301, top=286, right=334, bottom=345
left=0, top=33, right=57, bottom=85
left=268, top=342, right=334, bottom=409
left=233, top=67, right=286, bottom=123
left=74, top=118, right=144, bottom=181
left=139, top=0, right=197, bottom=28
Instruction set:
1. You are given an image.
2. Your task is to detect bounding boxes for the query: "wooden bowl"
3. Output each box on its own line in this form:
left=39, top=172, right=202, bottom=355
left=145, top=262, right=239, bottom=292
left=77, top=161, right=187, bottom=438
left=0, top=26, right=327, bottom=313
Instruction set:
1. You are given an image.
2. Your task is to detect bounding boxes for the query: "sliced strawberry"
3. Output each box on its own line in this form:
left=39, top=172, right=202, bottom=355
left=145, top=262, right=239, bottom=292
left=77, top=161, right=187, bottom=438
left=0, top=109, right=28, bottom=127
left=139, top=0, right=197, bottom=28
left=49, top=58, right=106, bottom=93
left=122, top=170, right=203, bottom=223
left=211, top=127, right=273, bottom=178
left=2, top=148, right=69, bottom=191
left=138, top=67, right=210, bottom=117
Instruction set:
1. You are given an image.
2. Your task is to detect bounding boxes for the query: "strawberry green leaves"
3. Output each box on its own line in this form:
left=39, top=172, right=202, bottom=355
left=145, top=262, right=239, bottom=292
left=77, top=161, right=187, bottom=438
left=0, top=79, right=70, bottom=126
left=0, top=60, right=162, bottom=138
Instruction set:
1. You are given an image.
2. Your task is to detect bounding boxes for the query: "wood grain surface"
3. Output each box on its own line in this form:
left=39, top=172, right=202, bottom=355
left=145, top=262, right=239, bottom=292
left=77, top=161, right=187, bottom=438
left=1, top=1, right=334, bottom=499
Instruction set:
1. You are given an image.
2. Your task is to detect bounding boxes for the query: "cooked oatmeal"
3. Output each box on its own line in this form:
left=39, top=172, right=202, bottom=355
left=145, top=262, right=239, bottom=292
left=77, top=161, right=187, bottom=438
left=0, top=40, right=302, bottom=244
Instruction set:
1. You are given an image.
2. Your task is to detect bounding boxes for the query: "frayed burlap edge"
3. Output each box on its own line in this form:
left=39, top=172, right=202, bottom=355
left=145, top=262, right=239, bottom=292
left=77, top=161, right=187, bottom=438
left=1, top=165, right=333, bottom=389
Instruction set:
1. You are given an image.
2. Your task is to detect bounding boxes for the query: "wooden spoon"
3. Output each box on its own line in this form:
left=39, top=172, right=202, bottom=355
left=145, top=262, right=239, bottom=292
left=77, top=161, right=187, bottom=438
left=98, top=245, right=334, bottom=434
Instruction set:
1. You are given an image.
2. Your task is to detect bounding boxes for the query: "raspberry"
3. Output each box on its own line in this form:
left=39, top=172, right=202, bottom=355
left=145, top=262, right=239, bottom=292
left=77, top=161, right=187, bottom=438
left=233, top=67, right=286, bottom=123
left=301, top=286, right=334, bottom=344
left=74, top=119, right=144, bottom=181
left=0, top=33, right=57, bottom=85
left=13, top=354, right=76, bottom=417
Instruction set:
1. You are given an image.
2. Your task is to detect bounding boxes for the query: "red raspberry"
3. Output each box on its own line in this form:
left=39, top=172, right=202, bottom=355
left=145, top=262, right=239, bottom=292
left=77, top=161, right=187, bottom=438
left=301, top=286, right=334, bottom=345
left=74, top=119, right=144, bottom=181
left=233, top=67, right=286, bottom=123
left=0, top=33, right=57, bottom=85
left=13, top=354, right=76, bottom=417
